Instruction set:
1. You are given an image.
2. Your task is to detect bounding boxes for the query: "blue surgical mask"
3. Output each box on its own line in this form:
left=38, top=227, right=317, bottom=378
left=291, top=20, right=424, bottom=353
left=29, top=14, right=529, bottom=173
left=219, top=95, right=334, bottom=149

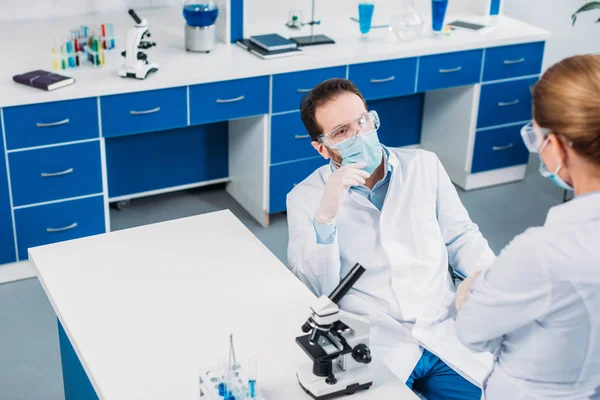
left=335, top=129, right=382, bottom=174
left=539, top=140, right=574, bottom=191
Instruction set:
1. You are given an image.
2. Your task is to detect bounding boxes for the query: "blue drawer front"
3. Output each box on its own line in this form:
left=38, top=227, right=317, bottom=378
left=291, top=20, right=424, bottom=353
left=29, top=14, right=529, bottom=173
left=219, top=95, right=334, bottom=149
left=106, top=124, right=228, bottom=197
left=273, top=67, right=346, bottom=113
left=369, top=94, right=424, bottom=148
left=101, top=87, right=187, bottom=138
left=477, top=77, right=537, bottom=128
left=9, top=141, right=103, bottom=207
left=190, top=76, right=269, bottom=125
left=14, top=195, right=105, bottom=261
left=417, top=50, right=483, bottom=92
left=3, top=98, right=99, bottom=150
left=271, top=112, right=317, bottom=164
left=0, top=126, right=16, bottom=264
left=471, top=125, right=529, bottom=173
left=270, top=157, right=326, bottom=213
left=483, top=42, right=544, bottom=82
left=349, top=58, right=417, bottom=100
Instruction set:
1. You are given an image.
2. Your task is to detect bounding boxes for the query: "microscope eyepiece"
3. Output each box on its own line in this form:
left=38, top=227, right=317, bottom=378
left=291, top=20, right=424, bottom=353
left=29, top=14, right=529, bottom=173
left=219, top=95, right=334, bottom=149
left=329, top=263, right=365, bottom=305
left=128, top=9, right=143, bottom=24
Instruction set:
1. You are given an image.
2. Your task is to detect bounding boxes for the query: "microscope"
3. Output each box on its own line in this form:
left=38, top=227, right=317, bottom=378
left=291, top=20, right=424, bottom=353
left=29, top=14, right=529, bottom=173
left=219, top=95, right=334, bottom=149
left=118, top=9, right=159, bottom=80
left=296, top=264, right=373, bottom=399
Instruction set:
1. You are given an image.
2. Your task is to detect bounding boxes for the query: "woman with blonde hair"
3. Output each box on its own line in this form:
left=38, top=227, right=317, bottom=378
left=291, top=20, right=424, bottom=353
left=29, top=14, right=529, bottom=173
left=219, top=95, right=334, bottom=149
left=455, top=54, right=600, bottom=399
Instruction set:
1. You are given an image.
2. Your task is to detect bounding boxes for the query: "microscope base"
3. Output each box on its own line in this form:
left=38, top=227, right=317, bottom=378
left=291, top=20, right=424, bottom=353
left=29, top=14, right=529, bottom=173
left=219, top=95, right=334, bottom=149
left=297, top=362, right=372, bottom=399
left=118, top=63, right=160, bottom=80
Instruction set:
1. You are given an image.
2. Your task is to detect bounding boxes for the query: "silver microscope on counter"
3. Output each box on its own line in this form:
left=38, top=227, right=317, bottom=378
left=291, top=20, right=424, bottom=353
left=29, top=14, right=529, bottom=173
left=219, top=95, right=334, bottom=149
left=296, top=263, right=373, bottom=399
left=119, top=9, right=159, bottom=79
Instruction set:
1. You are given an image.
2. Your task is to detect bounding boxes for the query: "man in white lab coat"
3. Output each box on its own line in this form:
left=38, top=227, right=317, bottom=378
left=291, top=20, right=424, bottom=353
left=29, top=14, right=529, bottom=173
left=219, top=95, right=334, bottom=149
left=286, top=79, right=495, bottom=399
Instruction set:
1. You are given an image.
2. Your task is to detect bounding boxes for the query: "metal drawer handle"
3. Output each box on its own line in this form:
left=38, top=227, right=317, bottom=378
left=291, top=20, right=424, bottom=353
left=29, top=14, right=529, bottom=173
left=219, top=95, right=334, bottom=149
left=498, top=99, right=520, bottom=107
left=294, top=134, right=311, bottom=139
left=216, top=95, right=245, bottom=103
left=492, top=143, right=514, bottom=151
left=130, top=107, right=161, bottom=115
left=46, top=222, right=78, bottom=233
left=41, top=168, right=74, bottom=178
left=370, top=76, right=396, bottom=84
left=36, top=118, right=70, bottom=128
left=504, top=57, right=525, bottom=65
left=297, top=88, right=312, bottom=93
left=439, top=66, right=462, bottom=73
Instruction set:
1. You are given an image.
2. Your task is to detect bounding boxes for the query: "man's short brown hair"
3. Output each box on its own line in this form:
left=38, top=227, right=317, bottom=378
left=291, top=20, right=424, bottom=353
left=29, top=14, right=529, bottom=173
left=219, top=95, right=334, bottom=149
left=299, top=78, right=368, bottom=141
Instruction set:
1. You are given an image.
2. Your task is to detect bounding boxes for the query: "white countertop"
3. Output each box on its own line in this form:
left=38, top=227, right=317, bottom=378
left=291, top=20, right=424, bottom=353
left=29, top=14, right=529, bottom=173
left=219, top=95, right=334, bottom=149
left=30, top=210, right=417, bottom=400
left=0, top=1, right=549, bottom=108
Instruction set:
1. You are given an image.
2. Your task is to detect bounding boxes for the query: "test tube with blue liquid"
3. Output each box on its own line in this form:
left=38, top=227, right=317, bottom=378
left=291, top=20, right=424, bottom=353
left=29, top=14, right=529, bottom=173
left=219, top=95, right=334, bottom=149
left=357, top=1, right=375, bottom=39
left=248, top=357, right=257, bottom=399
left=431, top=0, right=449, bottom=35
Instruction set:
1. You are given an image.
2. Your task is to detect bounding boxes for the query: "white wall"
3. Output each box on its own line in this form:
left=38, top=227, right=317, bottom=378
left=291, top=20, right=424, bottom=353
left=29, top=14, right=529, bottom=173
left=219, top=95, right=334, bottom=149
left=0, top=0, right=174, bottom=21
left=503, top=0, right=600, bottom=70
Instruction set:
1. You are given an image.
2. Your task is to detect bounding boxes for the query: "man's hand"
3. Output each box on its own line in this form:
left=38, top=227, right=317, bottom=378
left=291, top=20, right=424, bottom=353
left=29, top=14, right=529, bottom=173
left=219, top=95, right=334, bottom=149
left=315, top=163, right=370, bottom=226
left=455, top=271, right=481, bottom=311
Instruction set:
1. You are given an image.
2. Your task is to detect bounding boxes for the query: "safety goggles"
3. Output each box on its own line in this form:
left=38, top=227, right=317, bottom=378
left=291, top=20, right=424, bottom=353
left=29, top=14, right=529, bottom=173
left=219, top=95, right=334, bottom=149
left=520, top=121, right=551, bottom=153
left=319, top=110, right=380, bottom=150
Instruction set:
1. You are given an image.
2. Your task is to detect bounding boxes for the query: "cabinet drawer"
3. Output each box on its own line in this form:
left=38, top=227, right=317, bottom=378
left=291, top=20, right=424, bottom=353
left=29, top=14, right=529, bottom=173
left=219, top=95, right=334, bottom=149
left=349, top=58, right=417, bottom=100
left=14, top=195, right=105, bottom=260
left=477, top=77, right=537, bottom=128
left=190, top=76, right=269, bottom=125
left=106, top=124, right=228, bottom=198
left=270, top=157, right=325, bottom=213
left=101, top=87, right=187, bottom=138
left=417, top=50, right=483, bottom=92
left=0, top=129, right=16, bottom=264
left=483, top=42, right=544, bottom=82
left=271, top=113, right=316, bottom=164
left=9, top=141, right=103, bottom=207
left=471, top=125, right=529, bottom=173
left=369, top=94, right=423, bottom=148
left=273, top=67, right=346, bottom=113
left=2, top=98, right=99, bottom=150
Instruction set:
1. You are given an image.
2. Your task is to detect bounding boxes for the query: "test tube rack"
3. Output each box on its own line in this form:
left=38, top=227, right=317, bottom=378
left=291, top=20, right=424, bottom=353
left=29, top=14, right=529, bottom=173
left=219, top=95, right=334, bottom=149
left=199, top=365, right=265, bottom=400
left=53, top=24, right=116, bottom=71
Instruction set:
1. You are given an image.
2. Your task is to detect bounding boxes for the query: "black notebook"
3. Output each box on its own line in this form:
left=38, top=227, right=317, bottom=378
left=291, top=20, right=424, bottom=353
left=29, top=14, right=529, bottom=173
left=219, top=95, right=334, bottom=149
left=13, top=70, right=75, bottom=91
left=236, top=39, right=303, bottom=60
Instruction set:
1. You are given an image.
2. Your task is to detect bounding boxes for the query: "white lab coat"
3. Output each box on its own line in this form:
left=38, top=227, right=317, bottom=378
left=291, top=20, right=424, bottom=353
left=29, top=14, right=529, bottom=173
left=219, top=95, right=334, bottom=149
left=456, top=191, right=600, bottom=399
left=287, top=147, right=495, bottom=382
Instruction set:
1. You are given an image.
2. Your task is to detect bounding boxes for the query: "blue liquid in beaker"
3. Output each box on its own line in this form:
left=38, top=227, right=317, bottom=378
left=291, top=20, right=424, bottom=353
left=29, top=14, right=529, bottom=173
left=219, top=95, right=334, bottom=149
left=183, top=4, right=219, bottom=27
left=358, top=3, right=375, bottom=35
left=431, top=0, right=448, bottom=32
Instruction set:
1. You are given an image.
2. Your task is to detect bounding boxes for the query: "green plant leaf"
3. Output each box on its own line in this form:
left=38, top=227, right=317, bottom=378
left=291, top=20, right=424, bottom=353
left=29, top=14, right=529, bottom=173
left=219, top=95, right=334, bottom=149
left=572, top=1, right=600, bottom=25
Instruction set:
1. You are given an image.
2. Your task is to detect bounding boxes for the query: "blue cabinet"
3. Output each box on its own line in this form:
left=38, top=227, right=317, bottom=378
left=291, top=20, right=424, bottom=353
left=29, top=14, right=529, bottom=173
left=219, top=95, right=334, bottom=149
left=483, top=42, right=545, bottom=82
left=349, top=58, right=417, bottom=100
left=272, top=67, right=346, bottom=113
left=270, top=157, right=326, bottom=213
left=368, top=94, right=423, bottom=148
left=101, top=87, right=187, bottom=138
left=14, top=195, right=105, bottom=260
left=477, top=77, right=538, bottom=128
left=106, top=124, right=228, bottom=198
left=271, top=112, right=316, bottom=164
left=9, top=141, right=103, bottom=207
left=471, top=125, right=530, bottom=173
left=0, top=122, right=16, bottom=264
left=190, top=76, right=269, bottom=125
left=417, top=49, right=483, bottom=92
left=3, top=98, right=99, bottom=150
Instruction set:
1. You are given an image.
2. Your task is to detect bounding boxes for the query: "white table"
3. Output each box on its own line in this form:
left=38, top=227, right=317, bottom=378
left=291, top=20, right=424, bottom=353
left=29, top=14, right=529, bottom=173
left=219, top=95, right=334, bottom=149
left=30, top=210, right=418, bottom=400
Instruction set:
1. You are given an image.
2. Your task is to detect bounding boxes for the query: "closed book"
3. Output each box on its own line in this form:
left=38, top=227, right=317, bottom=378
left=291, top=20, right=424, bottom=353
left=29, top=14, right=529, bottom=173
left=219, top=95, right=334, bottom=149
left=237, top=39, right=303, bottom=60
left=249, top=34, right=297, bottom=51
left=13, top=70, right=74, bottom=91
